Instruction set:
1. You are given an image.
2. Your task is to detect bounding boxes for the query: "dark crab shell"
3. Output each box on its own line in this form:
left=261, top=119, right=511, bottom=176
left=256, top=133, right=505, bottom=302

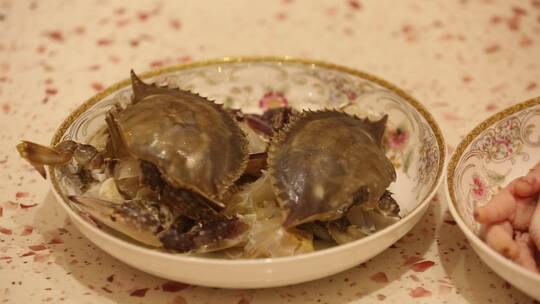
left=268, top=110, right=396, bottom=227
left=111, top=72, right=249, bottom=204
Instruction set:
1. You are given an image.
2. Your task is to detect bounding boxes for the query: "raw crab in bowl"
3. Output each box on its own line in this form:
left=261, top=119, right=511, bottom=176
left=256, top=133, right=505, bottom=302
left=18, top=71, right=250, bottom=253
left=17, top=71, right=401, bottom=258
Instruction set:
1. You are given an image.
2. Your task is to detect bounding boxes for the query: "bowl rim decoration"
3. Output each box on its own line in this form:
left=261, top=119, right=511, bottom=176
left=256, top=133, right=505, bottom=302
left=446, top=96, right=540, bottom=281
left=48, top=56, right=446, bottom=264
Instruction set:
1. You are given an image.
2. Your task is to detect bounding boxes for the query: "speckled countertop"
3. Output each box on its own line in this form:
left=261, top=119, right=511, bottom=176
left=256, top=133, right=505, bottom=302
left=1, top=0, right=540, bottom=303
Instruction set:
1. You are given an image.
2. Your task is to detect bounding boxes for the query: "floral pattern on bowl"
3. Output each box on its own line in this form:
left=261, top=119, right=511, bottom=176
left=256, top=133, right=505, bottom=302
left=449, top=99, right=540, bottom=233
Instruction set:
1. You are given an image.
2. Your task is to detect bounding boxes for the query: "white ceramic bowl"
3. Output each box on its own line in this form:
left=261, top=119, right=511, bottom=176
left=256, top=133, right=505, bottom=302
left=49, top=57, right=445, bottom=288
left=446, top=97, right=540, bottom=300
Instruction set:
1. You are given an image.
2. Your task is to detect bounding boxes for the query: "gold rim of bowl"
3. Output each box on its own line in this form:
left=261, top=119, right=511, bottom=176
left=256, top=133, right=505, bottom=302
left=447, top=96, right=540, bottom=215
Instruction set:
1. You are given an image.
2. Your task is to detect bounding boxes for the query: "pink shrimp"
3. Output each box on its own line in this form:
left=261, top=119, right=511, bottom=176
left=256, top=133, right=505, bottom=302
left=482, top=221, right=519, bottom=259
left=474, top=181, right=517, bottom=224
left=514, top=161, right=540, bottom=198
left=476, top=162, right=540, bottom=271
left=513, top=232, right=539, bottom=273
left=510, top=196, right=537, bottom=231
left=475, top=165, right=540, bottom=225
left=528, top=195, right=540, bottom=252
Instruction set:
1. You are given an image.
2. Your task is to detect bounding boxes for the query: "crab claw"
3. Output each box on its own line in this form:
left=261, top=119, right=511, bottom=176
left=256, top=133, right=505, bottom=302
left=68, top=195, right=177, bottom=247
left=17, top=141, right=73, bottom=178
left=375, top=191, right=400, bottom=218
left=17, top=140, right=104, bottom=181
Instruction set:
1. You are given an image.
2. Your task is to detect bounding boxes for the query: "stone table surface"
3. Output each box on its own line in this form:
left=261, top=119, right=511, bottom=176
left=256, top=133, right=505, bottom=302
left=1, top=0, right=540, bottom=303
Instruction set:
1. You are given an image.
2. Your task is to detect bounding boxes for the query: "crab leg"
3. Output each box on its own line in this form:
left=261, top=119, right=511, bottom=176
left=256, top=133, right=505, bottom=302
left=245, top=115, right=273, bottom=137
left=244, top=152, right=268, bottom=178
left=374, top=190, right=400, bottom=217
left=105, top=106, right=132, bottom=159
left=326, top=217, right=369, bottom=244
left=162, top=186, right=228, bottom=222
left=17, top=140, right=104, bottom=178
left=69, top=195, right=179, bottom=247
left=244, top=107, right=297, bottom=138
left=260, top=107, right=296, bottom=131
left=159, top=218, right=248, bottom=253
left=17, top=141, right=72, bottom=177
left=69, top=194, right=247, bottom=253
left=159, top=185, right=249, bottom=253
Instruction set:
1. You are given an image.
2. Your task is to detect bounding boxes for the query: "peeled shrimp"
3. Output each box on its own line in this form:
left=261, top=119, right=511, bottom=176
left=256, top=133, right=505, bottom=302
left=474, top=181, right=518, bottom=224
left=513, top=232, right=539, bottom=273
left=528, top=195, right=540, bottom=252
left=475, top=161, right=540, bottom=273
left=510, top=197, right=537, bottom=231
left=514, top=161, right=540, bottom=197
left=482, top=221, right=519, bottom=259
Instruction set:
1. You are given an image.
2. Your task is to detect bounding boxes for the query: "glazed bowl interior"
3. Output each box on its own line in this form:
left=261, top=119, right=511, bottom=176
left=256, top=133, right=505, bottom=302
left=49, top=57, right=445, bottom=288
left=446, top=97, right=540, bottom=299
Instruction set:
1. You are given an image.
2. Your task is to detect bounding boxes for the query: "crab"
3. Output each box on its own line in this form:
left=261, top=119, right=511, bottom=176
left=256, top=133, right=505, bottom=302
left=17, top=71, right=251, bottom=253
left=233, top=107, right=298, bottom=181
left=267, top=110, right=399, bottom=241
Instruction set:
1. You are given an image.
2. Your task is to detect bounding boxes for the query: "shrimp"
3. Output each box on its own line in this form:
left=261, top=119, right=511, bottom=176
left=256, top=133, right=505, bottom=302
left=514, top=161, right=540, bottom=197
left=513, top=232, right=539, bottom=273
left=474, top=181, right=517, bottom=224
left=510, top=197, right=537, bottom=231
left=528, top=195, right=540, bottom=252
left=482, top=221, right=519, bottom=259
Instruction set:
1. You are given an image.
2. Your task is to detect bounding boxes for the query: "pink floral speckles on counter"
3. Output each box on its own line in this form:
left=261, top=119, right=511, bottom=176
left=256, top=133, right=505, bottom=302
left=43, top=31, right=64, bottom=43
left=172, top=295, right=188, bottom=304
left=130, top=288, right=149, bottom=297
left=485, top=44, right=502, bottom=54
left=1, top=103, right=10, bottom=114
left=15, top=191, right=29, bottom=198
left=48, top=237, right=63, bottom=245
left=0, top=227, right=12, bottom=235
left=410, top=260, right=436, bottom=272
left=96, top=38, right=113, bottom=47
left=19, top=203, right=38, bottom=209
left=369, top=272, right=389, bottom=283
left=409, top=287, right=432, bottom=298
left=90, top=82, right=104, bottom=92
left=28, top=244, right=48, bottom=251
left=19, top=225, right=33, bottom=236
left=161, top=281, right=190, bottom=293
left=169, top=19, right=182, bottom=30
left=1, top=0, right=540, bottom=303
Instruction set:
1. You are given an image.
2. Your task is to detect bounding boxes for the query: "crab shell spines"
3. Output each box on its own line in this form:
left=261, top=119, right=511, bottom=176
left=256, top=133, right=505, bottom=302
left=268, top=110, right=396, bottom=227
left=116, top=72, right=249, bottom=202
